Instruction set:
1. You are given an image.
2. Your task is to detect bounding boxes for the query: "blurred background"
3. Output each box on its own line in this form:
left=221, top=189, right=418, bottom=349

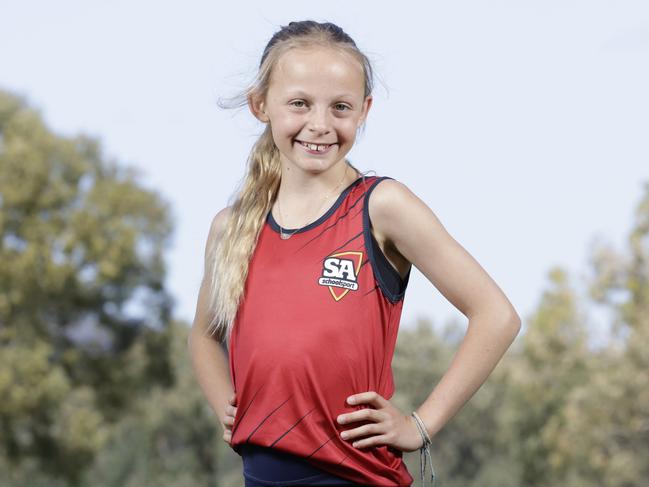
left=1, top=1, right=647, bottom=486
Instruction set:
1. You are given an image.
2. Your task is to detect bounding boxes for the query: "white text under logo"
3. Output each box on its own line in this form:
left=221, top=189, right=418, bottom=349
left=318, top=251, right=363, bottom=301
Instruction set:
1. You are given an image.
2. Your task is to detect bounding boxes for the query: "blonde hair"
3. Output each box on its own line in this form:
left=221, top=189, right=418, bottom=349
left=205, top=21, right=378, bottom=348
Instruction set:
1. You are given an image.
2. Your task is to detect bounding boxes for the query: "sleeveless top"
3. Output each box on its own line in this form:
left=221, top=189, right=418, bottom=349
left=228, top=174, right=414, bottom=486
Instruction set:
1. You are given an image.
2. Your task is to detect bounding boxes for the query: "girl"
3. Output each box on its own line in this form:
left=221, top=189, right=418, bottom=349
left=188, top=20, right=521, bottom=487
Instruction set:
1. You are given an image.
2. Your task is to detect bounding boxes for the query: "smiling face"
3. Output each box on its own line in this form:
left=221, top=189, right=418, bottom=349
left=249, top=46, right=372, bottom=175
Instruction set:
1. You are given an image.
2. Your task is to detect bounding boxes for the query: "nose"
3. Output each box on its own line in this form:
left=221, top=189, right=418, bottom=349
left=306, top=106, right=331, bottom=135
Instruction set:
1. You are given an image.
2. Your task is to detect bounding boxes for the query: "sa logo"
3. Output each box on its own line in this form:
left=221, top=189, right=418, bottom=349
left=318, top=250, right=363, bottom=301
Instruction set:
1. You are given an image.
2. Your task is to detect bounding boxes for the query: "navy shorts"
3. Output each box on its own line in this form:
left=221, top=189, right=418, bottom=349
left=241, top=443, right=358, bottom=486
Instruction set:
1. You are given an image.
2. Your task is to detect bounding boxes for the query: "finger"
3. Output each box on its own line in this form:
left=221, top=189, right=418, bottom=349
left=352, top=433, right=390, bottom=449
left=340, top=423, right=383, bottom=442
left=348, top=391, right=385, bottom=408
left=338, top=407, right=381, bottom=425
left=223, top=416, right=234, bottom=426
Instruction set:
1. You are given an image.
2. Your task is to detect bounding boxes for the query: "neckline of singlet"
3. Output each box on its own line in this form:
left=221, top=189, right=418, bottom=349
left=266, top=175, right=372, bottom=236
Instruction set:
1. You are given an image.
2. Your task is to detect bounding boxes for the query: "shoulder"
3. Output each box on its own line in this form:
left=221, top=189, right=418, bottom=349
left=205, top=206, right=232, bottom=254
left=366, top=176, right=413, bottom=206
left=210, top=206, right=232, bottom=231
left=209, top=206, right=232, bottom=236
left=367, top=177, right=440, bottom=252
left=366, top=177, right=420, bottom=232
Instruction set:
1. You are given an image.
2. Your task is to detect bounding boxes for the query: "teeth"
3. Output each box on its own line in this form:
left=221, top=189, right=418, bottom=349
left=299, top=141, right=331, bottom=152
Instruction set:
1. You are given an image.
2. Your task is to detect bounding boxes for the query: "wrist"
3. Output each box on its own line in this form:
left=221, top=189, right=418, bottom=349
left=408, top=415, right=424, bottom=448
left=413, top=407, right=440, bottom=439
left=411, top=411, right=432, bottom=449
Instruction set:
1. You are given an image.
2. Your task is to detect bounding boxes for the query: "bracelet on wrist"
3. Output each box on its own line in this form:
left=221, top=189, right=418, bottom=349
left=411, top=411, right=436, bottom=486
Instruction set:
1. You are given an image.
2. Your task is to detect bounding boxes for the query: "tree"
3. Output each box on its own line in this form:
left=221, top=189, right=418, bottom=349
left=0, top=89, right=175, bottom=484
left=548, top=183, right=649, bottom=486
left=79, top=320, right=238, bottom=487
left=393, top=316, right=520, bottom=487
left=500, top=267, right=590, bottom=487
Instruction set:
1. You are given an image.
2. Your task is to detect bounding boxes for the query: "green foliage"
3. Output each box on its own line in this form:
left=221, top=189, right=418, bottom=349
left=78, top=320, right=231, bottom=487
left=393, top=317, right=520, bottom=487
left=1, top=87, right=647, bottom=486
left=0, top=89, right=176, bottom=485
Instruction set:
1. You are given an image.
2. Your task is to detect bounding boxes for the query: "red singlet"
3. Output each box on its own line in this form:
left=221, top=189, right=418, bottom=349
left=228, top=174, right=413, bottom=486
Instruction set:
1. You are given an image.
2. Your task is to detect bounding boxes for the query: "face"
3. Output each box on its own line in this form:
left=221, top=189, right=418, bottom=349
left=249, top=46, right=372, bottom=175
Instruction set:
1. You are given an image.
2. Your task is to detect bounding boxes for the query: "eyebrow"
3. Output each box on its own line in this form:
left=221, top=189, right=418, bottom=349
left=285, top=89, right=357, bottom=100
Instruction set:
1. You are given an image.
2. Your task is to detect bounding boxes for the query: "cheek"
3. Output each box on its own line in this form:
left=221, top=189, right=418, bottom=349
left=338, top=121, right=360, bottom=141
left=276, top=117, right=303, bottom=137
left=270, top=120, right=295, bottom=140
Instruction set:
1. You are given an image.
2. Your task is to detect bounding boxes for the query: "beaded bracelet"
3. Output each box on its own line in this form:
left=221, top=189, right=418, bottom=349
left=411, top=411, right=436, bottom=486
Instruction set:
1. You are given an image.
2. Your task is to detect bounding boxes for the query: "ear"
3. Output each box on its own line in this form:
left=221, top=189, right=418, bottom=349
left=357, top=95, right=373, bottom=128
left=248, top=93, right=270, bottom=123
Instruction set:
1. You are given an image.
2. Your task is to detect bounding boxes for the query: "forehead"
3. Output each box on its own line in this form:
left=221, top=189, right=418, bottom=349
left=269, top=47, right=365, bottom=97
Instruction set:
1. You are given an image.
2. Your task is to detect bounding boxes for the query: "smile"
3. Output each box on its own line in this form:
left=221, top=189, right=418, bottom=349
left=296, top=140, right=336, bottom=153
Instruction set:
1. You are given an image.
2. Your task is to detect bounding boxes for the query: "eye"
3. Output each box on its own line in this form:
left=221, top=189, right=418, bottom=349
left=289, top=100, right=306, bottom=108
left=334, top=103, right=351, bottom=111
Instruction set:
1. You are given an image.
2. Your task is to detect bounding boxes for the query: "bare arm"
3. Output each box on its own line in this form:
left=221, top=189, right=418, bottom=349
left=369, top=179, right=522, bottom=439
left=187, top=207, right=234, bottom=432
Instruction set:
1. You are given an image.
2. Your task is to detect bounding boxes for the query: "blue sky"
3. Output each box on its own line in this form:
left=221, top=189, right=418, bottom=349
left=1, top=1, right=648, bottom=346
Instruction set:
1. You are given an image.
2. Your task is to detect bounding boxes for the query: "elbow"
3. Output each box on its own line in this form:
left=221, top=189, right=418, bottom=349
left=503, top=309, right=522, bottom=337
left=478, top=307, right=521, bottom=337
left=469, top=304, right=522, bottom=333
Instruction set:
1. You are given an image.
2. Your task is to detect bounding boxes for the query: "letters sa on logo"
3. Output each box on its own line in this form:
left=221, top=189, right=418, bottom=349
left=318, top=250, right=363, bottom=302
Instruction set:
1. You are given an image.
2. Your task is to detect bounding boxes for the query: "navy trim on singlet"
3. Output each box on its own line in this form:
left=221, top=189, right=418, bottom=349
left=363, top=176, right=412, bottom=303
left=240, top=444, right=358, bottom=485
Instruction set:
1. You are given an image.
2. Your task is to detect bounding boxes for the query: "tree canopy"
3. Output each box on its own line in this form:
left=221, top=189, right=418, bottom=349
left=1, top=88, right=646, bottom=486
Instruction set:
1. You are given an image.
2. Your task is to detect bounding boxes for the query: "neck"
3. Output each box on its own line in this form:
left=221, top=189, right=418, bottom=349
left=272, top=161, right=360, bottom=227
left=276, top=161, right=358, bottom=202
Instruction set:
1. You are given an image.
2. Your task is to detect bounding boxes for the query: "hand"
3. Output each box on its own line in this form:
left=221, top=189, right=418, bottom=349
left=222, top=392, right=237, bottom=445
left=336, top=391, right=424, bottom=453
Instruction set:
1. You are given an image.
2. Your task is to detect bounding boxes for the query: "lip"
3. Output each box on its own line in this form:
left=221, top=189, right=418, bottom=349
left=296, top=140, right=337, bottom=146
left=295, top=140, right=337, bottom=155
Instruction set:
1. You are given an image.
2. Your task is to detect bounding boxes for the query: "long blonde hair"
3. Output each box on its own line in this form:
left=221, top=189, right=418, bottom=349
left=205, top=21, right=378, bottom=348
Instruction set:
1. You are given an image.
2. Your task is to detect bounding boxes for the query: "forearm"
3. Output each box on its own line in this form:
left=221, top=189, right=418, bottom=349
left=415, top=313, right=521, bottom=438
left=188, top=331, right=234, bottom=431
